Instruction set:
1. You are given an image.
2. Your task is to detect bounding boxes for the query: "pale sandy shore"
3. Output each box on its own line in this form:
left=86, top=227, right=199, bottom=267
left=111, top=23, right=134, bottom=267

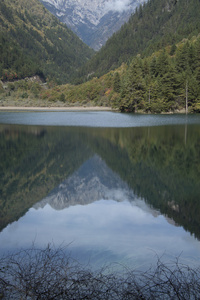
left=0, top=106, right=114, bottom=112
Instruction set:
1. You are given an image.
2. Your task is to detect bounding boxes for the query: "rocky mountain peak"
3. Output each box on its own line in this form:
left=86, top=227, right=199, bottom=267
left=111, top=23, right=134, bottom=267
left=40, top=0, right=147, bottom=50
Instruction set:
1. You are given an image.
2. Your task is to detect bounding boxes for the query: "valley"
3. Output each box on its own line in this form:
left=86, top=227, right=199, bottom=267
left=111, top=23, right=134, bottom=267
left=1, top=0, right=200, bottom=113
left=40, top=0, right=146, bottom=50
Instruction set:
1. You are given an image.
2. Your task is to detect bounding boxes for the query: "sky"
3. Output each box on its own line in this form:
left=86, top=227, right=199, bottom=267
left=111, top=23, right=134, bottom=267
left=1, top=198, right=200, bottom=270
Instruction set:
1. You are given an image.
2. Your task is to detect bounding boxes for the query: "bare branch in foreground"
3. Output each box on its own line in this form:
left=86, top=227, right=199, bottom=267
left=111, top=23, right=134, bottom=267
left=0, top=245, right=200, bottom=299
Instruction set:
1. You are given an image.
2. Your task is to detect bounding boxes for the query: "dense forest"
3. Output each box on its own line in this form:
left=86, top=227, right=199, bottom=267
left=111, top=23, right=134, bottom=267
left=78, top=0, right=200, bottom=80
left=3, top=36, right=199, bottom=113
left=118, top=37, right=200, bottom=113
left=0, top=0, right=94, bottom=84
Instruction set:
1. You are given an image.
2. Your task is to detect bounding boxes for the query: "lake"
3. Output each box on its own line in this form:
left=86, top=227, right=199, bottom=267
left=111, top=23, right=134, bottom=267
left=0, top=111, right=200, bottom=271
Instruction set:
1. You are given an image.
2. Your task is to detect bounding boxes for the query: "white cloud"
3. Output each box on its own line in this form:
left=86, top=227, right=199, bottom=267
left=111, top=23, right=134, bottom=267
left=104, top=0, right=132, bottom=13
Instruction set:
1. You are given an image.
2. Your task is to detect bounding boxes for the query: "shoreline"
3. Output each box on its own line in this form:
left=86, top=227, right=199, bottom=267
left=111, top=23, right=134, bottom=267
left=0, top=106, right=189, bottom=114
left=0, top=106, right=114, bottom=112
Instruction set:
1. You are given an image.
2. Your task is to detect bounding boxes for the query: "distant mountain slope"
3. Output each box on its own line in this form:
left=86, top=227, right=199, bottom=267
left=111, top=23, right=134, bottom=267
left=40, top=0, right=146, bottom=50
left=0, top=0, right=94, bottom=83
left=78, top=0, right=200, bottom=80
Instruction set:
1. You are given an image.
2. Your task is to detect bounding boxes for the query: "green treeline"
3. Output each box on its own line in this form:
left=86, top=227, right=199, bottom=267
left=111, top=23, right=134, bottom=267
left=117, top=37, right=200, bottom=113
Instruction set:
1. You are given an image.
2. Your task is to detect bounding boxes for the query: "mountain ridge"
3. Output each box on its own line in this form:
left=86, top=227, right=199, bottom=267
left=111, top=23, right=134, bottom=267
left=40, top=0, right=146, bottom=50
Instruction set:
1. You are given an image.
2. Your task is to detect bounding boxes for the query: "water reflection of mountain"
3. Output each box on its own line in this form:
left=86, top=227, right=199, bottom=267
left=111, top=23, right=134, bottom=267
left=1, top=124, right=200, bottom=239
left=34, top=155, right=134, bottom=210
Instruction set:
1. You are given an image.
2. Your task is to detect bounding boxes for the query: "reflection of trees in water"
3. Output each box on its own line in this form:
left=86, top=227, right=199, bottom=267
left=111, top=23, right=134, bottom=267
left=0, top=125, right=92, bottom=231
left=0, top=124, right=200, bottom=239
left=88, top=125, right=200, bottom=240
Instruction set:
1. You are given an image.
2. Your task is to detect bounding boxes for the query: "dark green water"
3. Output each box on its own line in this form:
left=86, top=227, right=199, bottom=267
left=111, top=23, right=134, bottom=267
left=0, top=112, right=200, bottom=269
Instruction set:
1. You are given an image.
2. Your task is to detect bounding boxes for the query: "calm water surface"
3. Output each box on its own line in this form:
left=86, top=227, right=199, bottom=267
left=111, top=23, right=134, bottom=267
left=0, top=112, right=200, bottom=270
left=1, top=110, right=200, bottom=127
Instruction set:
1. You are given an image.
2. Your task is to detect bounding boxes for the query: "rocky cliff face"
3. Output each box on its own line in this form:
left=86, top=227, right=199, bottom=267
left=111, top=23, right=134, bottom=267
left=39, top=0, right=146, bottom=50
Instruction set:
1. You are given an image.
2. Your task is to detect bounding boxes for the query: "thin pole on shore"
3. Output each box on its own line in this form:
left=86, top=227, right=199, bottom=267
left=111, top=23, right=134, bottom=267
left=186, top=80, right=188, bottom=114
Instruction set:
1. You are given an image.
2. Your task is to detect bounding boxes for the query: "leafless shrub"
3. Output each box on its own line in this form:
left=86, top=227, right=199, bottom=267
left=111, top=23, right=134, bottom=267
left=0, top=245, right=200, bottom=299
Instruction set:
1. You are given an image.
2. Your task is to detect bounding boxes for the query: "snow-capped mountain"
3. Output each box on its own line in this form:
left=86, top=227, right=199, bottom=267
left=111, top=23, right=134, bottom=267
left=40, top=0, right=146, bottom=50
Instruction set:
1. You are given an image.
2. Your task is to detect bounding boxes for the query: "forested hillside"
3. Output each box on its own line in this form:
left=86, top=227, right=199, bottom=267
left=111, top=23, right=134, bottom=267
left=2, top=35, right=200, bottom=112
left=23, top=36, right=196, bottom=112
left=0, top=0, right=94, bottom=84
left=1, top=0, right=200, bottom=113
left=77, top=0, right=200, bottom=81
